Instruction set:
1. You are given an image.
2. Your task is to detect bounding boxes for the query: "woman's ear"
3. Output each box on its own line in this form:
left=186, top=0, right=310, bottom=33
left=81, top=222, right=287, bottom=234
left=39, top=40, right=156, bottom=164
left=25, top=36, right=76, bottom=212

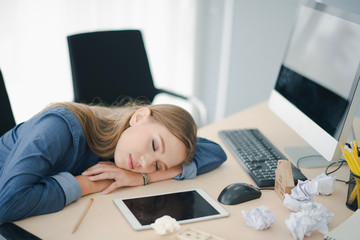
left=129, top=107, right=151, bottom=126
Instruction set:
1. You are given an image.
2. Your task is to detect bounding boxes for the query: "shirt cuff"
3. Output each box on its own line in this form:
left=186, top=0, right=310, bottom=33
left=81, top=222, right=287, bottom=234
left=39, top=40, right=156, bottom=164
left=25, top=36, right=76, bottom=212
left=173, top=161, right=197, bottom=180
left=51, top=172, right=82, bottom=206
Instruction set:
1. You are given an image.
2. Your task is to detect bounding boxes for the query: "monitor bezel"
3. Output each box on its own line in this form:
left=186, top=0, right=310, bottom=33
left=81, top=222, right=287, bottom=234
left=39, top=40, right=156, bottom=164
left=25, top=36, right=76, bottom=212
left=269, top=0, right=360, bottom=162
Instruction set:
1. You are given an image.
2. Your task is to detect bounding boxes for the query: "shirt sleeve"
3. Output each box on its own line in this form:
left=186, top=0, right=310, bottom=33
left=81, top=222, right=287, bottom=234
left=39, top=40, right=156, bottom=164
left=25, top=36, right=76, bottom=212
left=0, top=110, right=82, bottom=223
left=173, top=161, right=197, bottom=180
left=174, top=137, right=227, bottom=180
left=51, top=172, right=82, bottom=206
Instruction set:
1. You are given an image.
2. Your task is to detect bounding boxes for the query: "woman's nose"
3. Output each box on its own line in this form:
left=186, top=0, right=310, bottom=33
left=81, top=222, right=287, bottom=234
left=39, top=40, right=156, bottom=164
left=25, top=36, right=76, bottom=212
left=139, top=154, right=156, bottom=170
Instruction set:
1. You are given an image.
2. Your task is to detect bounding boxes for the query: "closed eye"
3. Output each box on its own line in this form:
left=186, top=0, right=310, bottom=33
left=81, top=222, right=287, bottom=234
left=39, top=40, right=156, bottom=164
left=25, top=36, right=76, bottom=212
left=152, top=139, right=156, bottom=151
left=152, top=140, right=159, bottom=171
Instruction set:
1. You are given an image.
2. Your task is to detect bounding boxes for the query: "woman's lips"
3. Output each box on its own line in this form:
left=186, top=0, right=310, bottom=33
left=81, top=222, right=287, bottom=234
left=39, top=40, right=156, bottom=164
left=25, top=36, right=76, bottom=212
left=129, top=154, right=135, bottom=169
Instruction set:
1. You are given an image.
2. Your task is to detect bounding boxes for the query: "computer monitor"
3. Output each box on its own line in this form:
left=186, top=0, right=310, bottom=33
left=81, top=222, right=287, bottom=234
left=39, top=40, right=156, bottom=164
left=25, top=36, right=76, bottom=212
left=269, top=0, right=360, bottom=167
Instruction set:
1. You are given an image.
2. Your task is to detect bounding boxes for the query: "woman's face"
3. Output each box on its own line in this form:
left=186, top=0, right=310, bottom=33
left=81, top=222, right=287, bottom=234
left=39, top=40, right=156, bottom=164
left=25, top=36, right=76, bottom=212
left=114, top=107, right=186, bottom=173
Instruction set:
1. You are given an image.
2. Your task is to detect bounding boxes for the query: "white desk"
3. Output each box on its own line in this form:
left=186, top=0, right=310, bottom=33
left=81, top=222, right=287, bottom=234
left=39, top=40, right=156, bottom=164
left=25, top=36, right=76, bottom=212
left=15, top=102, right=354, bottom=240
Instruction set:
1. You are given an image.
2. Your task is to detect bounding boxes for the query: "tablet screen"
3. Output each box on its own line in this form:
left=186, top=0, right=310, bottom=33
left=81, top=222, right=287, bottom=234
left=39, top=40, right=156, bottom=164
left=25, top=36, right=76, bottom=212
left=124, top=189, right=218, bottom=225
left=114, top=189, right=229, bottom=230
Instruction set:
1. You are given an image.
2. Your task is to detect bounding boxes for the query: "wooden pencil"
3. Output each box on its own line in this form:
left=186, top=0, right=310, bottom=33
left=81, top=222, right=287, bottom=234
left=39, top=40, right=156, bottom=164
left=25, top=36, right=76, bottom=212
left=72, top=198, right=94, bottom=233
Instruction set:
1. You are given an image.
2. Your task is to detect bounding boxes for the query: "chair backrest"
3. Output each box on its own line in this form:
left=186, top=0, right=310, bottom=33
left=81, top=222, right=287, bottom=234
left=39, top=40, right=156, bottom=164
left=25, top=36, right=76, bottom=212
left=67, top=30, right=160, bottom=105
left=0, top=69, right=16, bottom=136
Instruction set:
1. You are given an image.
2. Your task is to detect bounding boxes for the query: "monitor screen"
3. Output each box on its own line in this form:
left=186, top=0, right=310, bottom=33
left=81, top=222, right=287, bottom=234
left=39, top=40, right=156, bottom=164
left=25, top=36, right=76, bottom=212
left=269, top=0, right=360, bottom=163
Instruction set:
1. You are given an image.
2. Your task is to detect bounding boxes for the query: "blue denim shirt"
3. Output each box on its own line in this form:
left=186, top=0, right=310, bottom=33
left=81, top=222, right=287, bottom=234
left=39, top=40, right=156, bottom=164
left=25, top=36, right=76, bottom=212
left=0, top=106, right=226, bottom=222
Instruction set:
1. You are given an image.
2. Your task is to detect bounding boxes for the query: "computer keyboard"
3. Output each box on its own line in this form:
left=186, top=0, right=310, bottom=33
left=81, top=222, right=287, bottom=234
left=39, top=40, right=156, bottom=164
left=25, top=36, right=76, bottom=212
left=218, top=128, right=307, bottom=187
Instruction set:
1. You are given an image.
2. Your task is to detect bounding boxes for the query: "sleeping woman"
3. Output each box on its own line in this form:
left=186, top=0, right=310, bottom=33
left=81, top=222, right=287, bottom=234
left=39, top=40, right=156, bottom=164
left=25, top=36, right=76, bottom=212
left=0, top=102, right=226, bottom=222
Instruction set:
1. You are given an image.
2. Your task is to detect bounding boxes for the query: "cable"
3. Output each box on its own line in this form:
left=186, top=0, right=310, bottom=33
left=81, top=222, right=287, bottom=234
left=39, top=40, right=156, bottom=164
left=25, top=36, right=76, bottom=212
left=325, top=159, right=345, bottom=175
left=295, top=154, right=349, bottom=183
left=325, top=159, right=349, bottom=183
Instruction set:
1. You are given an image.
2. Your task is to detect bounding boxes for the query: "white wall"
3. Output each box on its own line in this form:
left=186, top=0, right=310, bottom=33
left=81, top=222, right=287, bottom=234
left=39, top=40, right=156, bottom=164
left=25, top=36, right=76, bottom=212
left=195, top=0, right=301, bottom=123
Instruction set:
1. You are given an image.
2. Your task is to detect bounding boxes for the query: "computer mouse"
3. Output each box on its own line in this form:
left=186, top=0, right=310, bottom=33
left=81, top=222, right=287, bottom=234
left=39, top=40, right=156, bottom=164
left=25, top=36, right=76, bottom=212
left=218, top=183, right=262, bottom=205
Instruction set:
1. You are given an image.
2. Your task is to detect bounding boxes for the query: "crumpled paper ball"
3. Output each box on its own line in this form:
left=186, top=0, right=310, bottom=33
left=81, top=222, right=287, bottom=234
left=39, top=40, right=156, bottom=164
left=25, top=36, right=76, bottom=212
left=285, top=202, right=334, bottom=240
left=151, top=215, right=180, bottom=235
left=312, top=173, right=336, bottom=195
left=283, top=173, right=336, bottom=212
left=241, top=206, right=276, bottom=230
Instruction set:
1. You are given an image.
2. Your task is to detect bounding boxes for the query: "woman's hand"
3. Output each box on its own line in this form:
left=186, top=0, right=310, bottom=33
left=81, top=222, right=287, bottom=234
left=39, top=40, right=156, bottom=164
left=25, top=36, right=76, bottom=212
left=82, top=161, right=143, bottom=194
left=82, top=161, right=183, bottom=194
left=75, top=175, right=114, bottom=196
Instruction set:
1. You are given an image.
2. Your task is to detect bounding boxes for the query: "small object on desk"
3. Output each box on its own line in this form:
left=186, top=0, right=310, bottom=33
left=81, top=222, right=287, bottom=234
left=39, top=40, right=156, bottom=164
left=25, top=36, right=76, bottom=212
left=347, top=171, right=360, bottom=211
left=285, top=202, right=333, bottom=240
left=218, top=183, right=261, bottom=205
left=341, top=141, right=360, bottom=210
left=113, top=189, right=229, bottom=231
left=151, top=215, right=180, bottom=235
left=283, top=180, right=314, bottom=212
left=311, top=173, right=336, bottom=196
left=167, top=228, right=225, bottom=240
left=283, top=173, right=336, bottom=212
left=324, top=209, right=360, bottom=240
left=274, top=160, right=295, bottom=201
left=241, top=206, right=276, bottom=230
left=72, top=197, right=94, bottom=233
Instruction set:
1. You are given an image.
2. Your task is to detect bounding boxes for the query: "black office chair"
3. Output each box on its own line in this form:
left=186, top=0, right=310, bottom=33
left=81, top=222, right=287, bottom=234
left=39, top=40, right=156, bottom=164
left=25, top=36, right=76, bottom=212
left=67, top=30, right=207, bottom=126
left=0, top=68, right=16, bottom=136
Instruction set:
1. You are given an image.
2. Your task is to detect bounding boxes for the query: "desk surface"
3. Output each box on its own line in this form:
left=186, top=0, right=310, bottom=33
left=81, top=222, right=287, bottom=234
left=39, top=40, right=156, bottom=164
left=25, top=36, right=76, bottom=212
left=15, top=102, right=354, bottom=240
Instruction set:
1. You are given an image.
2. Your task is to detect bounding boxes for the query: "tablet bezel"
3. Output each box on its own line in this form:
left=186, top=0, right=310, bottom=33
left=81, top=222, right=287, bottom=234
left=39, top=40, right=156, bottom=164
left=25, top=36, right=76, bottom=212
left=113, top=188, right=229, bottom=231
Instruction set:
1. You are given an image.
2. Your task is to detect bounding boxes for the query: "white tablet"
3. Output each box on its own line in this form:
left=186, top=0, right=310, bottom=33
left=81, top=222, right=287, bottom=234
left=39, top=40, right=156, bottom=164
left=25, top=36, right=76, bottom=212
left=113, top=188, right=229, bottom=230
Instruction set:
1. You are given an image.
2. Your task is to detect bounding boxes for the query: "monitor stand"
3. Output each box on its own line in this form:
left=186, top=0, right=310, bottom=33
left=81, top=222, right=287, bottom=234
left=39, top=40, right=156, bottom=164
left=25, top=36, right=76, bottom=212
left=285, top=123, right=358, bottom=168
left=284, top=146, right=337, bottom=168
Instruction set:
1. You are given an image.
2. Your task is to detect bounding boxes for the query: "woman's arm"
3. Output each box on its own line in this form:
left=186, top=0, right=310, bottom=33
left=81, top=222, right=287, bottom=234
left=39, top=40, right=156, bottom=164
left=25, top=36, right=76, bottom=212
left=83, top=137, right=227, bottom=194
left=75, top=175, right=114, bottom=196
left=0, top=113, right=82, bottom=222
left=0, top=107, right=104, bottom=222
left=174, top=137, right=227, bottom=180
left=147, top=165, right=182, bottom=181
left=82, top=162, right=182, bottom=194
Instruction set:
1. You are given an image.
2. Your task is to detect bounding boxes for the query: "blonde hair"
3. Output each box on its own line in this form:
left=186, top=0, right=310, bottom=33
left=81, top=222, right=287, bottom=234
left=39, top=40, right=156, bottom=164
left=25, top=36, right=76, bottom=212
left=45, top=102, right=197, bottom=164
